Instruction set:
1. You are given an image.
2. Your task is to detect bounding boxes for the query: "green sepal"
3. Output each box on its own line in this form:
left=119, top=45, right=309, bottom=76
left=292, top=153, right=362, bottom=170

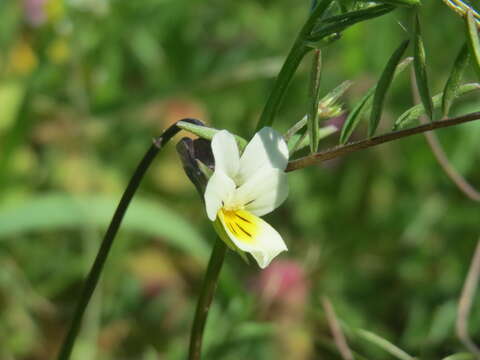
left=177, top=121, right=248, bottom=150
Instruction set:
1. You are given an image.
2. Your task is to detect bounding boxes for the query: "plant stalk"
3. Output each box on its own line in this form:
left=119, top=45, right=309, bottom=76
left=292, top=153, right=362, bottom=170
left=188, top=239, right=228, bottom=360
left=286, top=111, right=480, bottom=171
left=256, top=0, right=333, bottom=131
left=56, top=118, right=203, bottom=360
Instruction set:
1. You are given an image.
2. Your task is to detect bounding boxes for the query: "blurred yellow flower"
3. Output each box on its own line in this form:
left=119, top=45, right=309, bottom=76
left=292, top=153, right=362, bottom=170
left=7, top=40, right=38, bottom=75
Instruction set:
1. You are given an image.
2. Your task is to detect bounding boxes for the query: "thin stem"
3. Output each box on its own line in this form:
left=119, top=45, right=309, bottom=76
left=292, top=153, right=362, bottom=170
left=255, top=0, right=333, bottom=131
left=286, top=111, right=480, bottom=172
left=188, top=239, right=228, bottom=360
left=456, top=239, right=480, bottom=356
left=256, top=41, right=310, bottom=131
left=56, top=118, right=203, bottom=360
left=321, top=297, right=354, bottom=360
left=410, top=70, right=480, bottom=201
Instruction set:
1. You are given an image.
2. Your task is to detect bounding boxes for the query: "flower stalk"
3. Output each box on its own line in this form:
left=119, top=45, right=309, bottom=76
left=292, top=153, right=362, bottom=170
left=188, top=239, right=228, bottom=360
left=56, top=118, right=203, bottom=360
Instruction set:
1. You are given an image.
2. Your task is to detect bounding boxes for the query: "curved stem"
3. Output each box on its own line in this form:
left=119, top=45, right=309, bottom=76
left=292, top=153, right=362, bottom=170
left=456, top=238, right=480, bottom=356
left=255, top=0, right=333, bottom=131
left=188, top=239, right=227, bottom=360
left=410, top=70, right=480, bottom=201
left=56, top=118, right=203, bottom=360
left=286, top=111, right=480, bottom=172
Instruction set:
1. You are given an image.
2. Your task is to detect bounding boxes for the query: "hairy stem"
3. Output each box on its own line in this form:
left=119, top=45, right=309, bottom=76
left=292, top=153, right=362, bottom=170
left=56, top=118, right=203, bottom=360
left=188, top=239, right=228, bottom=360
left=286, top=111, right=480, bottom=172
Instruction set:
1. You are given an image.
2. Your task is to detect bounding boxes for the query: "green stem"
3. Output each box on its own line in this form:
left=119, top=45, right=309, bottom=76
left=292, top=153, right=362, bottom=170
left=255, top=0, right=333, bottom=131
left=56, top=118, right=203, bottom=360
left=188, top=239, right=228, bottom=360
left=256, top=41, right=310, bottom=131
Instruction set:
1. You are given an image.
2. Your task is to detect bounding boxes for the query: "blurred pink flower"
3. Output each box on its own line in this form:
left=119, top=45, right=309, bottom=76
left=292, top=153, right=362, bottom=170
left=23, top=0, right=46, bottom=26
left=253, top=259, right=309, bottom=309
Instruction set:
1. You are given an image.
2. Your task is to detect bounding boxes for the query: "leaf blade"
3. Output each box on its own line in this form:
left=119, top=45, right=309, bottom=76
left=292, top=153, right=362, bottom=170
left=369, top=39, right=410, bottom=137
left=412, top=13, right=434, bottom=120
left=465, top=9, right=480, bottom=80
left=442, top=42, right=470, bottom=118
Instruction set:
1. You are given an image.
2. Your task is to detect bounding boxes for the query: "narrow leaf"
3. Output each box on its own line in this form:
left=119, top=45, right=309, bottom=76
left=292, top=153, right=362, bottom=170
left=308, top=50, right=322, bottom=152
left=308, top=5, right=395, bottom=41
left=369, top=39, right=410, bottom=137
left=395, top=82, right=480, bottom=128
left=360, top=0, right=420, bottom=6
left=413, top=13, right=434, bottom=120
left=177, top=121, right=248, bottom=150
left=340, top=88, right=374, bottom=144
left=340, top=57, right=413, bottom=143
left=353, top=328, right=415, bottom=360
left=289, top=124, right=338, bottom=152
left=0, top=194, right=209, bottom=258
left=442, top=353, right=476, bottom=360
left=442, top=43, right=470, bottom=117
left=466, top=9, right=480, bottom=79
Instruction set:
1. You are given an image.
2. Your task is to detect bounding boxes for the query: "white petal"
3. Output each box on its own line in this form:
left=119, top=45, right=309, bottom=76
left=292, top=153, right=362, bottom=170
left=211, top=130, right=240, bottom=180
left=218, top=209, right=287, bottom=269
left=233, top=167, right=288, bottom=217
left=239, top=127, right=289, bottom=182
left=204, top=170, right=236, bottom=221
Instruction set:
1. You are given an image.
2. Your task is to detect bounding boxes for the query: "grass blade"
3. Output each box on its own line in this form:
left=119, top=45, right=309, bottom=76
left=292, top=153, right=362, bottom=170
left=369, top=39, right=410, bottom=137
left=308, top=5, right=395, bottom=41
left=340, top=57, right=412, bottom=143
left=442, top=43, right=470, bottom=117
left=340, top=88, right=374, bottom=144
left=308, top=50, right=323, bottom=152
left=442, top=353, right=476, bottom=360
left=465, top=9, right=480, bottom=79
left=413, top=13, right=434, bottom=120
left=0, top=193, right=209, bottom=258
left=353, top=328, right=415, bottom=360
left=395, top=82, right=480, bottom=128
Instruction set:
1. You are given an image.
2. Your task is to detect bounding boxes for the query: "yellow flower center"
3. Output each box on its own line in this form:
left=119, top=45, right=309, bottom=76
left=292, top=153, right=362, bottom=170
left=218, top=208, right=259, bottom=244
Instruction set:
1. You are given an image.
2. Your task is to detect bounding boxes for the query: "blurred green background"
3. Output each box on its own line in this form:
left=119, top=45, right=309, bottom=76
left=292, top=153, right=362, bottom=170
left=1, top=0, right=480, bottom=359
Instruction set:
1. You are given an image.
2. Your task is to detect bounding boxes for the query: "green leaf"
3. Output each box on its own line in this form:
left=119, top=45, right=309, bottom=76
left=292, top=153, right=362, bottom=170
left=465, top=9, right=480, bottom=80
left=0, top=193, right=209, bottom=259
left=340, top=57, right=412, bottom=144
left=442, top=353, right=476, bottom=360
left=413, top=13, right=434, bottom=120
left=308, top=50, right=322, bottom=152
left=442, top=43, right=470, bottom=118
left=360, top=0, right=420, bottom=6
left=308, top=4, right=396, bottom=41
left=340, top=89, right=374, bottom=144
left=289, top=124, right=338, bottom=153
left=177, top=121, right=248, bottom=150
left=369, top=39, right=410, bottom=137
left=395, top=83, right=480, bottom=128
left=352, top=328, right=415, bottom=360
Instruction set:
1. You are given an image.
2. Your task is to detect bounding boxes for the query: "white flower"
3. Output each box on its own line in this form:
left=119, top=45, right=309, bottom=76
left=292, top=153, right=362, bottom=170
left=204, top=127, right=289, bottom=268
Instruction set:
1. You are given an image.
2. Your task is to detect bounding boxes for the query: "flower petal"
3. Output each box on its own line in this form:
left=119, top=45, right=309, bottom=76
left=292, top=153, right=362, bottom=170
left=218, top=209, right=287, bottom=269
left=239, top=127, right=289, bottom=182
left=211, top=130, right=240, bottom=180
left=232, top=167, right=288, bottom=217
left=204, top=170, right=236, bottom=221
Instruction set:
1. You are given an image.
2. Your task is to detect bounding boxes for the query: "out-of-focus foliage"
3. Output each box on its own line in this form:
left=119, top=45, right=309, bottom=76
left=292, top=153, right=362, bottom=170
left=0, top=0, right=479, bottom=359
